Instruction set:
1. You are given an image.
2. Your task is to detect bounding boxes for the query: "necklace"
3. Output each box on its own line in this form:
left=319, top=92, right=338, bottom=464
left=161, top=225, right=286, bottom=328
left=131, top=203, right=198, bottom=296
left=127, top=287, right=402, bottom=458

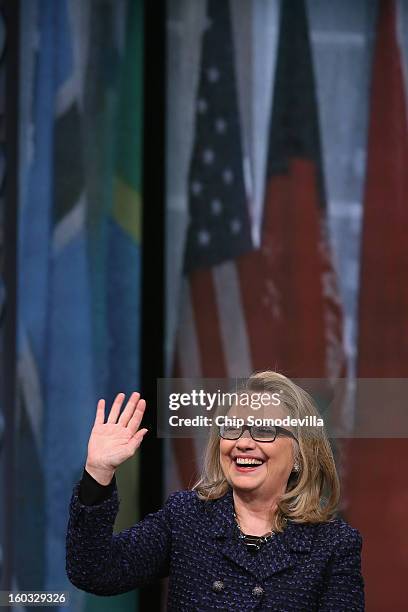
left=233, top=511, right=275, bottom=551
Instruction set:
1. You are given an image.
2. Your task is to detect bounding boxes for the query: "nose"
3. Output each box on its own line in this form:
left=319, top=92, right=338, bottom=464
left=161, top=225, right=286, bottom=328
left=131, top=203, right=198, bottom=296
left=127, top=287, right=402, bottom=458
left=235, top=430, right=256, bottom=450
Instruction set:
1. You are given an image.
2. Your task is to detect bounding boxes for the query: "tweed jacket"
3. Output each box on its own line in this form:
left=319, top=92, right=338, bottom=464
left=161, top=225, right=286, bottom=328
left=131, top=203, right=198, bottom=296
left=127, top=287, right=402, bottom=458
left=66, top=483, right=364, bottom=611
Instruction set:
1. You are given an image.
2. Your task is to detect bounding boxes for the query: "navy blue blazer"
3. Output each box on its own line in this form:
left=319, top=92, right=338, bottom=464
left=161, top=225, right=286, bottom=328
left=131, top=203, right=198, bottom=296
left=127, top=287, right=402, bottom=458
left=66, top=483, right=364, bottom=611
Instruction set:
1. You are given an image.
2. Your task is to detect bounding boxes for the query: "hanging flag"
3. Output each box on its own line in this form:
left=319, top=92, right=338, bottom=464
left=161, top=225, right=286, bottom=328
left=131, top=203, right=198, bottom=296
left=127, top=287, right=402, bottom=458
left=44, top=0, right=96, bottom=595
left=105, top=14, right=144, bottom=612
left=47, top=1, right=143, bottom=611
left=171, top=0, right=345, bottom=490
left=80, top=2, right=144, bottom=610
left=16, top=0, right=55, bottom=594
left=345, top=1, right=408, bottom=608
left=17, top=1, right=144, bottom=610
left=237, top=0, right=344, bottom=382
left=171, top=0, right=255, bottom=490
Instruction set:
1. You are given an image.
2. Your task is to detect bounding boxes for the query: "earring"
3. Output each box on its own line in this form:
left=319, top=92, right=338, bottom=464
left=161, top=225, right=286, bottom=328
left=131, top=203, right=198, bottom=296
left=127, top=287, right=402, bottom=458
left=293, top=462, right=300, bottom=472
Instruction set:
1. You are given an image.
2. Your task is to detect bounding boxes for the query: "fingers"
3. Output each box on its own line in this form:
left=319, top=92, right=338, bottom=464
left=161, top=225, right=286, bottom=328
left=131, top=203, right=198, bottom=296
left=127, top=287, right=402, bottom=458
left=107, top=393, right=126, bottom=423
left=126, top=398, right=146, bottom=435
left=118, top=392, right=142, bottom=427
left=94, top=399, right=106, bottom=425
left=128, top=428, right=149, bottom=453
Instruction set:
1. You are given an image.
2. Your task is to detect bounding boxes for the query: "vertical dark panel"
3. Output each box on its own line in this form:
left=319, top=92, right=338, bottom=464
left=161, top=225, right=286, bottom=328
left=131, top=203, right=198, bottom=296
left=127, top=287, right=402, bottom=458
left=0, top=0, right=19, bottom=591
left=140, top=0, right=166, bottom=610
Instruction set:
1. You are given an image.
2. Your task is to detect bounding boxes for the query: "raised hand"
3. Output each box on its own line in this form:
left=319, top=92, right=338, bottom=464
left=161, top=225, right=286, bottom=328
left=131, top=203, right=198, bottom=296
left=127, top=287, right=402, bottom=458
left=85, top=392, right=148, bottom=485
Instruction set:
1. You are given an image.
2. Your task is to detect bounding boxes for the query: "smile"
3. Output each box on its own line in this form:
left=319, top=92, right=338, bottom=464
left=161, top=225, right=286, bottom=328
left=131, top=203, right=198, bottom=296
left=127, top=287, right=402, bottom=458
left=233, top=456, right=265, bottom=471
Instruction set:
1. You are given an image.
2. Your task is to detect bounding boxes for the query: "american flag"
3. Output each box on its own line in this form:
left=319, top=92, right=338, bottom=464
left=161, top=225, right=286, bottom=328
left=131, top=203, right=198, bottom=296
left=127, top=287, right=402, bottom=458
left=171, top=0, right=346, bottom=490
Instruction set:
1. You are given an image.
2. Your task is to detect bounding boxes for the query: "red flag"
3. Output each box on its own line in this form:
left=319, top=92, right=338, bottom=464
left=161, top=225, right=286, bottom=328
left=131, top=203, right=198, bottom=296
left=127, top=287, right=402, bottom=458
left=345, top=1, right=408, bottom=608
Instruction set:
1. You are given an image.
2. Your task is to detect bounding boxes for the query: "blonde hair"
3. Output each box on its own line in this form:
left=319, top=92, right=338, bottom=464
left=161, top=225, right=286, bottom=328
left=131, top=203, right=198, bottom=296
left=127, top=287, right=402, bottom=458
left=193, top=371, right=340, bottom=531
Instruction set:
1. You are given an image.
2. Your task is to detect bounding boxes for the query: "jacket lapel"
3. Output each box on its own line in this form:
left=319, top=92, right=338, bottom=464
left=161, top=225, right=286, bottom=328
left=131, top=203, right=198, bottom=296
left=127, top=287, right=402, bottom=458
left=254, top=521, right=313, bottom=580
left=208, top=488, right=314, bottom=580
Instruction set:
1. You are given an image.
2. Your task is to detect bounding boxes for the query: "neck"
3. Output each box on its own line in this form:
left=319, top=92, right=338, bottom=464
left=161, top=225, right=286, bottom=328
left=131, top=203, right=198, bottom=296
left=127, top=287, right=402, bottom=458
left=232, top=488, right=282, bottom=535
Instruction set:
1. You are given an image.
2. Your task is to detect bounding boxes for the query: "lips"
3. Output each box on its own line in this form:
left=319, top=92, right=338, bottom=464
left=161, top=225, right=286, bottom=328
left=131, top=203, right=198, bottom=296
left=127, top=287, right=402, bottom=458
left=232, top=455, right=265, bottom=472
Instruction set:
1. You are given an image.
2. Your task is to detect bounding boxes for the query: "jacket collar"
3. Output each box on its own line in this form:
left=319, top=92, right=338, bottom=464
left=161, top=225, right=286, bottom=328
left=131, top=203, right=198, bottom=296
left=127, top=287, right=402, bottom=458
left=207, top=487, right=314, bottom=580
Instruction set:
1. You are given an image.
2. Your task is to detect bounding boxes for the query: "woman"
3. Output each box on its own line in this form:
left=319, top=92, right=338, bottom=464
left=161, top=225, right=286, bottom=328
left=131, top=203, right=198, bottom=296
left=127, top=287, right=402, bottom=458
left=66, top=371, right=365, bottom=611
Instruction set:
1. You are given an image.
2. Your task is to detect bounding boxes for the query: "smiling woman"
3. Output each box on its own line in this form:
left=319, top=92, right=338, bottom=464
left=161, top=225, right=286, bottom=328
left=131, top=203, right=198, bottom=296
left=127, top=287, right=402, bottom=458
left=194, top=371, right=341, bottom=533
left=66, top=371, right=365, bottom=611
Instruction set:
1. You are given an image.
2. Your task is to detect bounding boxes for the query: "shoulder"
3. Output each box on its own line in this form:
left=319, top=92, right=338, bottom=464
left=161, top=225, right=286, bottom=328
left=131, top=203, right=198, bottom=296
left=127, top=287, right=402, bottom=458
left=313, top=517, right=362, bottom=549
left=162, top=489, right=219, bottom=525
left=311, top=519, right=363, bottom=581
left=285, top=516, right=362, bottom=556
left=163, top=489, right=207, bottom=515
left=298, top=517, right=363, bottom=564
left=164, top=489, right=199, bottom=505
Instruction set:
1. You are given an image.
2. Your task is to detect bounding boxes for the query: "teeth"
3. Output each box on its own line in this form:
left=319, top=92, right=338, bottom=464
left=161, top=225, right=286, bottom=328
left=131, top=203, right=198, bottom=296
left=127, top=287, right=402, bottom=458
left=235, top=457, right=263, bottom=466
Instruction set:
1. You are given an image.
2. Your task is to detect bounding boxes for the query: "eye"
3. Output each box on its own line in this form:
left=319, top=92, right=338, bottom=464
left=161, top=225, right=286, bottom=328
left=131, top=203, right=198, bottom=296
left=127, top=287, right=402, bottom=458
left=220, top=425, right=242, bottom=439
left=252, top=426, right=276, bottom=440
left=255, top=426, right=274, bottom=434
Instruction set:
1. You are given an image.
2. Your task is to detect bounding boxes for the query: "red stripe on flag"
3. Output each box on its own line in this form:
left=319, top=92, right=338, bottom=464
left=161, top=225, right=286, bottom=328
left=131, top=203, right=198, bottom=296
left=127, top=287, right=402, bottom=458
left=190, top=268, right=227, bottom=377
left=171, top=437, right=200, bottom=490
left=171, top=351, right=199, bottom=490
left=237, top=248, right=278, bottom=372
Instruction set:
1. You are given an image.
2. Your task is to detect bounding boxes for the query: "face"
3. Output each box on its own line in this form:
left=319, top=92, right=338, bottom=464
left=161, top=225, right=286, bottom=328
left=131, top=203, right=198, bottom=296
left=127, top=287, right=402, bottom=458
left=219, top=402, right=297, bottom=499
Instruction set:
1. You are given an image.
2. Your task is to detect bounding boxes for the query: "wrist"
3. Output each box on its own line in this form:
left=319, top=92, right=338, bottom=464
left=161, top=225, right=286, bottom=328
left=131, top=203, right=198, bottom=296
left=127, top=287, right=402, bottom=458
left=85, top=462, right=115, bottom=486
